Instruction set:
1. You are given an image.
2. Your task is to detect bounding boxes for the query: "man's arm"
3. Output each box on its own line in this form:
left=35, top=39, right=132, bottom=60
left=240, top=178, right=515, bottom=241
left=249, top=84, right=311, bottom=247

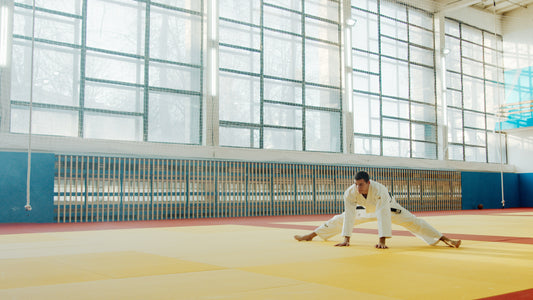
left=375, top=186, right=392, bottom=249
left=337, top=186, right=357, bottom=247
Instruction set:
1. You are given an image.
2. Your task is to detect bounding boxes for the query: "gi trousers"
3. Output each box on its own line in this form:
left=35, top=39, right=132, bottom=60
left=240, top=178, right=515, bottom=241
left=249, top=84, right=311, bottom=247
left=314, top=206, right=442, bottom=245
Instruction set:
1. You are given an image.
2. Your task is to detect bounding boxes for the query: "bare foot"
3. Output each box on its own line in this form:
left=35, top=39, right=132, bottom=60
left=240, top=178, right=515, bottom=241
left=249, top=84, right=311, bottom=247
left=451, top=240, right=461, bottom=248
left=443, top=239, right=461, bottom=248
left=294, top=233, right=316, bottom=241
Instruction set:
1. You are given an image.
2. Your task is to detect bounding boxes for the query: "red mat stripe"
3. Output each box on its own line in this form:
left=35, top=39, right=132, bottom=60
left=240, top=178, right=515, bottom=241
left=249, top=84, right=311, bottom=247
left=1, top=209, right=532, bottom=245
left=477, top=288, right=533, bottom=300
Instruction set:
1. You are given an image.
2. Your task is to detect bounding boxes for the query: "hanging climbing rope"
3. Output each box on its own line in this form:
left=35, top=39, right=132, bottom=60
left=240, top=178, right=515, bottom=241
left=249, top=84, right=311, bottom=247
left=25, top=0, right=36, bottom=212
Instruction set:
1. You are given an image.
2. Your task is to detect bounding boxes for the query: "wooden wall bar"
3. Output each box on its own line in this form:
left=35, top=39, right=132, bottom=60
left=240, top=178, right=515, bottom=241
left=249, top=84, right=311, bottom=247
left=54, top=156, right=462, bottom=223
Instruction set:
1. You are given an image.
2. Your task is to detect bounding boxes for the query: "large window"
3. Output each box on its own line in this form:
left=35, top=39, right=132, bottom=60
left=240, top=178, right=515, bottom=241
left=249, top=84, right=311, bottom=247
left=444, top=18, right=507, bottom=163
left=351, top=0, right=438, bottom=159
left=10, top=0, right=203, bottom=144
left=2, top=0, right=509, bottom=164
left=218, top=0, right=342, bottom=152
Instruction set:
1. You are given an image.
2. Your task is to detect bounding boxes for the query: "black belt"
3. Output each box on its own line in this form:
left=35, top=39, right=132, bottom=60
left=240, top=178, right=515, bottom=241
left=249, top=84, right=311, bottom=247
left=356, top=206, right=401, bottom=214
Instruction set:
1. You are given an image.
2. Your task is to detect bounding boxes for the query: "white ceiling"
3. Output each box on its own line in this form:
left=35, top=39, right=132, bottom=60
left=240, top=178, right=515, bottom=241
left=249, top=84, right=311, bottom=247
left=440, top=0, right=532, bottom=15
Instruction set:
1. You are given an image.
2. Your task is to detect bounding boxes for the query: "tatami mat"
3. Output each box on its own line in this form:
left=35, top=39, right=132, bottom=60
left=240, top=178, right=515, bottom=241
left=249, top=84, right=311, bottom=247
left=1, top=208, right=532, bottom=299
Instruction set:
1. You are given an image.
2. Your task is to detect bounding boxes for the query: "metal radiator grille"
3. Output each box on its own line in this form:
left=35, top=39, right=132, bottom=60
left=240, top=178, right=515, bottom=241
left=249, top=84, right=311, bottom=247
left=54, top=155, right=462, bottom=223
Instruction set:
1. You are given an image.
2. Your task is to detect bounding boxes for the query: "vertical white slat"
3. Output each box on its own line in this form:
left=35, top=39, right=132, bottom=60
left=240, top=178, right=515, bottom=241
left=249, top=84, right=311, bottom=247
left=171, top=159, right=177, bottom=220
left=126, top=158, right=131, bottom=221
left=95, top=157, right=101, bottom=222
left=169, top=159, right=175, bottom=220
left=187, top=160, right=191, bottom=219
left=138, top=157, right=143, bottom=221
left=227, top=161, right=231, bottom=218
left=223, top=161, right=227, bottom=218
left=216, top=161, right=220, bottom=218
left=209, top=161, right=214, bottom=219
left=326, top=165, right=331, bottom=214
left=100, top=157, right=105, bottom=222
left=284, top=164, right=289, bottom=216
left=73, top=156, right=78, bottom=223
left=235, top=161, right=239, bottom=218
left=242, top=162, right=246, bottom=218
left=205, top=161, right=210, bottom=219
left=104, top=157, right=109, bottom=221
left=268, top=163, right=272, bottom=216
left=151, top=159, right=156, bottom=220
left=325, top=165, right=329, bottom=214
left=87, top=156, right=92, bottom=222
left=140, top=158, right=145, bottom=221
left=288, top=164, right=292, bottom=216
left=227, top=161, right=232, bottom=218
left=123, top=158, right=129, bottom=222
left=161, top=159, right=165, bottom=220
left=64, top=155, right=69, bottom=223
left=65, top=156, right=70, bottom=223
left=248, top=162, right=253, bottom=217
left=57, top=155, right=63, bottom=223
left=197, top=160, right=201, bottom=219
left=154, top=159, right=159, bottom=220
left=317, top=165, right=322, bottom=215
left=68, top=155, right=75, bottom=223
left=280, top=164, right=285, bottom=216
left=106, top=157, right=111, bottom=222
left=176, top=159, right=181, bottom=219
left=295, top=165, right=299, bottom=216
left=190, top=160, right=195, bottom=219
left=166, top=159, right=171, bottom=220
left=259, top=162, right=263, bottom=216
left=230, top=161, right=235, bottom=218
left=325, top=165, right=329, bottom=215
left=261, top=163, right=266, bottom=216
left=133, top=157, right=138, bottom=221
left=111, top=157, right=116, bottom=222
left=207, top=160, right=211, bottom=218
left=99, top=157, right=104, bottom=222
left=179, top=160, right=183, bottom=219
left=80, top=156, right=86, bottom=222
left=88, top=157, right=93, bottom=222
left=191, top=160, right=196, bottom=219
left=143, top=158, right=148, bottom=221
left=98, top=157, right=103, bottom=222
left=66, top=155, right=72, bottom=223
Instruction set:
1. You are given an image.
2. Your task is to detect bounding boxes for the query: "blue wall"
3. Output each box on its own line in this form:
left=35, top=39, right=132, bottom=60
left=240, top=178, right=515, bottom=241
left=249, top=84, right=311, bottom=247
left=0, top=152, right=55, bottom=223
left=461, top=172, right=520, bottom=209
left=1, top=151, right=531, bottom=223
left=518, top=173, right=533, bottom=207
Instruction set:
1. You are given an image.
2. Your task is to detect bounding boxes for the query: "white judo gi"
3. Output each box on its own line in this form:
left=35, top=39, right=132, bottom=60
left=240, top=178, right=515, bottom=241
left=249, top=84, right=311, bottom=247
left=315, top=180, right=442, bottom=245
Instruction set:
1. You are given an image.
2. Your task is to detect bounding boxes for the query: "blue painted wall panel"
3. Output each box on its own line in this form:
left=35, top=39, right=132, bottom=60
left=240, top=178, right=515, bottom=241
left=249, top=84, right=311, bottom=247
left=461, top=172, right=520, bottom=210
left=519, top=173, right=533, bottom=207
left=0, top=152, right=55, bottom=223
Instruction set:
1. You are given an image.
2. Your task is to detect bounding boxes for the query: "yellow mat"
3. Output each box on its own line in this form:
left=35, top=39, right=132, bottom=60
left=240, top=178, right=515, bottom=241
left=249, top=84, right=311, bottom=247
left=0, top=212, right=532, bottom=299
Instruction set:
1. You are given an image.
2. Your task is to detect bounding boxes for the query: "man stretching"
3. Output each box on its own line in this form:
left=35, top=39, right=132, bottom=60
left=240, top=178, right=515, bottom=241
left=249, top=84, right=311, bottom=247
left=295, top=171, right=461, bottom=249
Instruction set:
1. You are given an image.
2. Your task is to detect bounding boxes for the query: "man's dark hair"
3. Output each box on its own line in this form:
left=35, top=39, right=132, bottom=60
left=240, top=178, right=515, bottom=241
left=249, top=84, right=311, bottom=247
left=355, top=171, right=370, bottom=182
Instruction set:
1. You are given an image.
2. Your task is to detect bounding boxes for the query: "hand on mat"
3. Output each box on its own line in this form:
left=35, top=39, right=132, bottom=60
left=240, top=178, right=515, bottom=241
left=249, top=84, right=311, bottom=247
left=335, top=237, right=350, bottom=247
left=375, top=237, right=388, bottom=249
left=335, top=241, right=350, bottom=247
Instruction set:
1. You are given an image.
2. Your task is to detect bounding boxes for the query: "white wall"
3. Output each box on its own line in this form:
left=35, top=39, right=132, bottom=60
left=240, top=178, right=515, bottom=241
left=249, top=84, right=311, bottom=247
left=444, top=7, right=502, bottom=34
left=503, top=5, right=533, bottom=70
left=507, top=128, right=533, bottom=173
left=502, top=6, right=533, bottom=173
left=0, top=132, right=516, bottom=172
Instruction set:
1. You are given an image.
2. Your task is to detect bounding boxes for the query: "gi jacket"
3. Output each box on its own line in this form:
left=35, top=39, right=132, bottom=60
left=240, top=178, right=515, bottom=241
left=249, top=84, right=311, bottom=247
left=342, top=180, right=393, bottom=238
